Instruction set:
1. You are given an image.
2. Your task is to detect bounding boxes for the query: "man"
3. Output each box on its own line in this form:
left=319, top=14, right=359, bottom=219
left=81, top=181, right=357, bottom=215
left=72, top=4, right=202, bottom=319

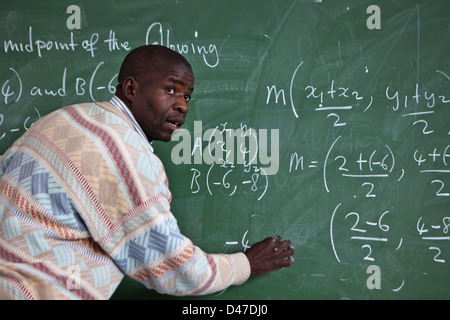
left=0, top=45, right=294, bottom=300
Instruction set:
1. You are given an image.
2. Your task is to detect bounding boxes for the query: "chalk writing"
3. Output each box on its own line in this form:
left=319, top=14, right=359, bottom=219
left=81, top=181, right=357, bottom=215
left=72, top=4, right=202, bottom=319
left=188, top=122, right=270, bottom=200
left=3, top=23, right=219, bottom=68
left=265, top=59, right=448, bottom=134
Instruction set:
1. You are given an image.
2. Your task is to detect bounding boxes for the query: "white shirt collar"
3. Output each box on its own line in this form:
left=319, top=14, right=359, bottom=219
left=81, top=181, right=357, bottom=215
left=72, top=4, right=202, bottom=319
left=109, top=95, right=154, bottom=152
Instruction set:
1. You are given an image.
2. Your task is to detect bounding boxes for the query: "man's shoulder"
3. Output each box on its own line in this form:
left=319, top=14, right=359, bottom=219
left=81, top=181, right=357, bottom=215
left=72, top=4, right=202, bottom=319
left=62, top=101, right=118, bottom=115
left=52, top=101, right=131, bottom=125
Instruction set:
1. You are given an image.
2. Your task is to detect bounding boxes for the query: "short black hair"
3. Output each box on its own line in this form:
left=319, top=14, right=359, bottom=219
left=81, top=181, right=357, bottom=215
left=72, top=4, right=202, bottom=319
left=117, top=45, right=192, bottom=85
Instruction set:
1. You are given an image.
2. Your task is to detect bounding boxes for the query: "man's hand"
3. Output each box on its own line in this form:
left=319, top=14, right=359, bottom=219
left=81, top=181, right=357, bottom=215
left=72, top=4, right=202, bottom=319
left=244, top=235, right=295, bottom=276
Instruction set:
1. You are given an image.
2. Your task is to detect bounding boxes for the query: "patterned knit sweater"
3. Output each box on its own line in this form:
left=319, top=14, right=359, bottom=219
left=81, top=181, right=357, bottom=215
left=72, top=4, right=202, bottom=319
left=0, top=102, right=250, bottom=300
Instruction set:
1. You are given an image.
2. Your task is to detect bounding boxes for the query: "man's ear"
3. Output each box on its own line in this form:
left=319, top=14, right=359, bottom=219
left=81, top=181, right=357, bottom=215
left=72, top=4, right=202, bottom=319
left=121, top=77, right=138, bottom=101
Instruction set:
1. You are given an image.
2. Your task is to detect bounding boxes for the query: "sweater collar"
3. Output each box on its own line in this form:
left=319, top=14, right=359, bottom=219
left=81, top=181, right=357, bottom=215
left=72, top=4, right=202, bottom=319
left=109, top=95, right=154, bottom=153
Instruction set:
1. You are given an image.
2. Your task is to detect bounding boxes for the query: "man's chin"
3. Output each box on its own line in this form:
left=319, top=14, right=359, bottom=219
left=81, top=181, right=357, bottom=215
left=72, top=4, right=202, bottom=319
left=145, top=131, right=171, bottom=143
left=153, top=134, right=173, bottom=143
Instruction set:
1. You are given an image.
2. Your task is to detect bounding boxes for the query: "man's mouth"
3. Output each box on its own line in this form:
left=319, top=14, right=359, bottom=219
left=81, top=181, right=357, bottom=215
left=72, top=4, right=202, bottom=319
left=167, top=119, right=184, bottom=131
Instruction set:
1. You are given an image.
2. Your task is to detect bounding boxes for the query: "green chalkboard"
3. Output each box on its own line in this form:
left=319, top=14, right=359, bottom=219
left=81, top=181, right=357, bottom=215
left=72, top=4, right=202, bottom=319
left=1, top=0, right=449, bottom=300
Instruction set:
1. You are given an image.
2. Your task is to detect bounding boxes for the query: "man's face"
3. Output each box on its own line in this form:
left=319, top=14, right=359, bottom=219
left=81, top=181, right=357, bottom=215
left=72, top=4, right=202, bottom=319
left=130, top=63, right=194, bottom=142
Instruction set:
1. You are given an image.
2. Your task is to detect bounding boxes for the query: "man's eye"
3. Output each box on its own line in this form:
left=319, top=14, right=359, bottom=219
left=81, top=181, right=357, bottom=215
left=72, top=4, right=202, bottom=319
left=185, top=95, right=191, bottom=102
left=166, top=87, right=175, bottom=94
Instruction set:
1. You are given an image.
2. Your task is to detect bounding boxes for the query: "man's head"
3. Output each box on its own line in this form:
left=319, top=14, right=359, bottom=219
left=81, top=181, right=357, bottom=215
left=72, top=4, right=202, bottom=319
left=116, top=45, right=194, bottom=142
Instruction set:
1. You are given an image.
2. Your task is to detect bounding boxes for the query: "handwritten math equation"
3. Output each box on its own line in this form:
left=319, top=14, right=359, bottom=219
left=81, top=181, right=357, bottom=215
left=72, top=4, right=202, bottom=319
left=265, top=61, right=450, bottom=136
left=298, top=137, right=449, bottom=266
left=189, top=122, right=270, bottom=201
left=263, top=62, right=448, bottom=295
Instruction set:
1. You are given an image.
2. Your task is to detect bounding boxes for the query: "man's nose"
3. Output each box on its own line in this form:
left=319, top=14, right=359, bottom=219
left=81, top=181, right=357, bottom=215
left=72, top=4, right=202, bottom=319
left=174, top=95, right=189, bottom=114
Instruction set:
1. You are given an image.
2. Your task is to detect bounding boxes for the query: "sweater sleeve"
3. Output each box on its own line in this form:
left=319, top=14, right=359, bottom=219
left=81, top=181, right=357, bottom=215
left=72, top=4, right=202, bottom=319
left=107, top=195, right=251, bottom=296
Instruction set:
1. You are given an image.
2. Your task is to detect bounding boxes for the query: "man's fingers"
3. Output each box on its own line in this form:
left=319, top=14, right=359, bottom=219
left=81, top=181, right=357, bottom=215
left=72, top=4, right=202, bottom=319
left=268, top=235, right=281, bottom=244
left=273, top=240, right=294, bottom=256
left=274, top=255, right=295, bottom=269
left=279, top=239, right=292, bottom=250
left=281, top=256, right=295, bottom=267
